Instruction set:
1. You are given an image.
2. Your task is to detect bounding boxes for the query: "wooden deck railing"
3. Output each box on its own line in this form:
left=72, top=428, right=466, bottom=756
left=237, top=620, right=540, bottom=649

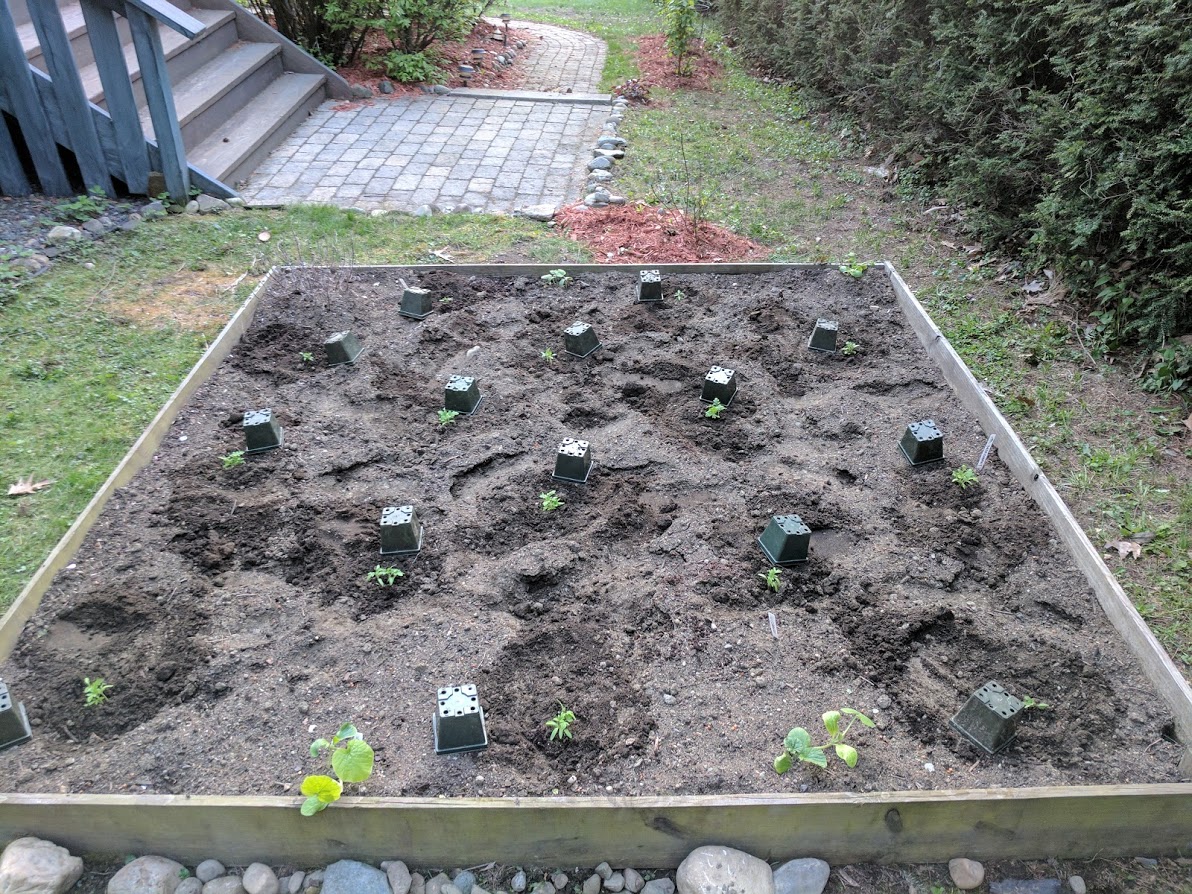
left=0, top=0, right=204, bottom=201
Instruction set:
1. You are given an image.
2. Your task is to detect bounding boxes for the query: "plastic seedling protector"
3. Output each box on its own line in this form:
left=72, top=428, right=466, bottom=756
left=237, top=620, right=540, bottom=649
left=0, top=682, right=32, bottom=752
left=899, top=419, right=945, bottom=465
left=808, top=318, right=839, bottom=353
left=324, top=330, right=364, bottom=366
left=243, top=408, right=283, bottom=454
left=380, top=505, right=424, bottom=556
left=949, top=681, right=1023, bottom=755
left=636, top=269, right=663, bottom=303
left=700, top=365, right=738, bottom=405
left=553, top=438, right=593, bottom=483
left=444, top=375, right=483, bottom=415
left=758, top=514, right=812, bottom=565
left=563, top=322, right=601, bottom=358
left=433, top=683, right=488, bottom=754
left=399, top=287, right=434, bottom=320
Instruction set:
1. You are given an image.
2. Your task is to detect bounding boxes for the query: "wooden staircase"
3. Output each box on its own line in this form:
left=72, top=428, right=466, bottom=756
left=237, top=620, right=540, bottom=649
left=0, top=0, right=350, bottom=197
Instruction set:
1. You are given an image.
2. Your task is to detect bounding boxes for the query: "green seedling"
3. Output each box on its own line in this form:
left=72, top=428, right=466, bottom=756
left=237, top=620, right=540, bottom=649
left=951, top=465, right=979, bottom=489
left=542, top=348, right=557, bottom=362
left=841, top=341, right=862, bottom=356
left=540, top=490, right=564, bottom=512
left=1022, top=695, right=1051, bottom=710
left=759, top=566, right=782, bottom=592
left=705, top=398, right=726, bottom=419
left=367, top=565, right=404, bottom=586
left=221, top=450, right=245, bottom=469
left=774, top=707, right=875, bottom=772
left=546, top=704, right=576, bottom=741
left=541, top=269, right=573, bottom=287
left=674, top=289, right=687, bottom=301
left=437, top=409, right=460, bottom=426
left=299, top=351, right=315, bottom=362
left=83, top=676, right=113, bottom=706
left=837, top=253, right=867, bottom=278
left=301, top=722, right=374, bottom=816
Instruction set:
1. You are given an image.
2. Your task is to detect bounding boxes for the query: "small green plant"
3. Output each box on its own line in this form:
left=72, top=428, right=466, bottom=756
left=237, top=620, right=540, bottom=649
left=546, top=704, right=576, bottom=741
left=1022, top=695, right=1051, bottom=711
left=774, top=707, right=875, bottom=772
left=841, top=341, right=863, bottom=356
left=951, top=465, right=979, bottom=489
left=367, top=565, right=404, bottom=585
left=54, top=185, right=107, bottom=222
left=221, top=450, right=245, bottom=469
left=540, top=490, right=564, bottom=512
left=299, top=351, right=315, bottom=362
left=83, top=676, right=113, bottom=706
left=759, top=566, right=782, bottom=592
left=179, top=868, right=192, bottom=880
left=384, top=49, right=442, bottom=83
left=301, top=722, right=374, bottom=816
left=838, top=253, right=867, bottom=278
left=541, top=269, right=573, bottom=287
left=673, top=289, right=687, bottom=301
left=1142, top=345, right=1192, bottom=395
left=705, top=398, right=726, bottom=419
left=437, top=408, right=460, bottom=426
left=542, top=348, right=557, bottom=362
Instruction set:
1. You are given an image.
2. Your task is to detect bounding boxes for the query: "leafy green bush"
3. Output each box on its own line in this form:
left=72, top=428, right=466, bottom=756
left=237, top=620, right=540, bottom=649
left=656, top=0, right=699, bottom=75
left=248, top=0, right=376, bottom=65
left=717, top=0, right=1192, bottom=343
left=373, top=0, right=488, bottom=55
left=385, top=50, right=442, bottom=82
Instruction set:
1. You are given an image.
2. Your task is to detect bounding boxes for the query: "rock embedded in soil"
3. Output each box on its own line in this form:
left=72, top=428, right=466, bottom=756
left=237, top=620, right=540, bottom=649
left=640, top=881, right=675, bottom=894
left=46, top=225, right=83, bottom=244
left=948, top=858, right=984, bottom=890
left=623, top=869, right=644, bottom=893
left=178, top=879, right=203, bottom=894
left=204, top=877, right=247, bottom=894
left=677, top=846, right=774, bottom=894
left=321, top=860, right=390, bottom=894
left=243, top=863, right=280, bottom=894
left=772, top=859, right=831, bottom=894
left=197, top=860, right=226, bottom=883
left=550, top=873, right=568, bottom=890
left=0, top=836, right=83, bottom=894
left=594, top=864, right=613, bottom=881
left=989, top=881, right=1061, bottom=894
left=384, top=861, right=412, bottom=894
left=428, top=872, right=454, bottom=894
left=109, top=855, right=187, bottom=894
left=604, top=873, right=625, bottom=892
left=452, top=870, right=476, bottom=894
left=583, top=875, right=602, bottom=894
left=1068, top=877, right=1086, bottom=894
left=511, top=870, right=528, bottom=892
left=411, top=872, right=426, bottom=894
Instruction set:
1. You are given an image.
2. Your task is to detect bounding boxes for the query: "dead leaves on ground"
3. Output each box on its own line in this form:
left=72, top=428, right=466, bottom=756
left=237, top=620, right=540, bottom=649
left=7, top=475, right=53, bottom=496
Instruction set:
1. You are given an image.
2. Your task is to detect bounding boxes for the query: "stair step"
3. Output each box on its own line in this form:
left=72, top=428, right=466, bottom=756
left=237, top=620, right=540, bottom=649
left=190, top=72, right=324, bottom=185
left=18, top=1, right=86, bottom=60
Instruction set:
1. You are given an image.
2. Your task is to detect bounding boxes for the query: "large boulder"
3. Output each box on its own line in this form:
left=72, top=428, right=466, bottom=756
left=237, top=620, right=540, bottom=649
left=0, top=837, right=83, bottom=894
left=676, top=846, right=774, bottom=894
left=107, top=855, right=186, bottom=894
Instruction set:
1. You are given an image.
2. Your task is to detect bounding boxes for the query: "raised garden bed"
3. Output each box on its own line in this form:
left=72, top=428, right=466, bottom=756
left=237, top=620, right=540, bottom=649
left=1, top=263, right=1190, bottom=864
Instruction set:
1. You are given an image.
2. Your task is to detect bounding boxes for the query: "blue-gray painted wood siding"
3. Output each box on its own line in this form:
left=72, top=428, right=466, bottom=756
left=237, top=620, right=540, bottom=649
left=0, top=116, right=31, bottom=195
left=25, top=0, right=114, bottom=195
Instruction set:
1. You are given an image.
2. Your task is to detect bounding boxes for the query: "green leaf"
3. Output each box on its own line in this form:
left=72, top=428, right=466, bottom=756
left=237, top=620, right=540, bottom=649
left=801, top=747, right=828, bottom=768
left=774, top=752, right=792, bottom=774
left=300, top=774, right=342, bottom=804
left=822, top=711, right=841, bottom=737
left=842, top=707, right=876, bottom=728
left=300, top=795, right=327, bottom=816
left=309, top=738, right=330, bottom=757
left=334, top=722, right=360, bottom=743
left=332, top=738, right=374, bottom=783
left=783, top=727, right=811, bottom=755
left=836, top=743, right=859, bottom=768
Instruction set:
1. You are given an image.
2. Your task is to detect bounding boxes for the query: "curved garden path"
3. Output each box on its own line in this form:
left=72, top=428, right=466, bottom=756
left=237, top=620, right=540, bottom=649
left=238, top=22, right=610, bottom=214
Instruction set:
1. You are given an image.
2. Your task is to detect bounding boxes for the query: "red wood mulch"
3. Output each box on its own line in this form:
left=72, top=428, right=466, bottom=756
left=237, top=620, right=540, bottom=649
left=633, top=35, right=722, bottom=96
left=555, top=203, right=767, bottom=264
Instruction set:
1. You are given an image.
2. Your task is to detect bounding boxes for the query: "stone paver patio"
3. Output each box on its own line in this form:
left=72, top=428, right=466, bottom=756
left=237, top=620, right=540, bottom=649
left=239, top=22, right=611, bottom=214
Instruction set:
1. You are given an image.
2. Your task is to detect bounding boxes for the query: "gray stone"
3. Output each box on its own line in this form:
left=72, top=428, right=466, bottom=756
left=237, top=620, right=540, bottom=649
left=178, top=879, right=203, bottom=894
left=583, top=193, right=609, bottom=208
left=677, top=846, right=774, bottom=894
left=583, top=875, right=602, bottom=894
left=516, top=203, right=557, bottom=221
left=184, top=200, right=199, bottom=213
left=510, top=872, right=527, bottom=893
left=109, top=856, right=187, bottom=894
left=608, top=195, right=627, bottom=205
left=46, top=225, right=83, bottom=244
left=450, top=876, right=473, bottom=894
left=596, top=867, right=613, bottom=883
left=203, top=879, right=247, bottom=894
left=1135, top=858, right=1159, bottom=868
left=622, top=870, right=644, bottom=894
left=142, top=200, right=167, bottom=219
left=411, top=873, right=426, bottom=894
left=385, top=861, right=412, bottom=894
left=322, top=861, right=390, bottom=894
left=227, top=197, right=247, bottom=208
left=592, top=148, right=624, bottom=159
left=1068, top=878, right=1086, bottom=894
left=587, top=157, right=613, bottom=171
left=948, top=859, right=984, bottom=891
left=587, top=170, right=613, bottom=183
left=596, top=137, right=627, bottom=149
left=550, top=874, right=568, bottom=891
left=604, top=874, right=625, bottom=892
left=379, top=79, right=394, bottom=94
left=0, top=837, right=83, bottom=894
left=772, top=859, right=830, bottom=894
left=432, top=85, right=452, bottom=94
left=428, top=872, right=454, bottom=894
left=640, top=881, right=674, bottom=894
left=197, top=861, right=226, bottom=883
left=989, top=882, right=1061, bottom=894
left=473, top=888, right=491, bottom=894
left=120, top=214, right=142, bottom=231
left=82, top=218, right=109, bottom=235
left=280, top=873, right=305, bottom=894
left=304, top=872, right=324, bottom=885
left=413, top=204, right=436, bottom=217
left=351, top=84, right=373, bottom=98
left=243, top=863, right=280, bottom=894
left=529, top=883, right=554, bottom=894
left=443, top=886, right=463, bottom=894
left=197, top=194, right=231, bottom=214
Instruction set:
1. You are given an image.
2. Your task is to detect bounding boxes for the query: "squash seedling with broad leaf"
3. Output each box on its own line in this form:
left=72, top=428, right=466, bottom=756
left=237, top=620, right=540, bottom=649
left=774, top=707, right=875, bottom=772
left=300, top=722, right=374, bottom=816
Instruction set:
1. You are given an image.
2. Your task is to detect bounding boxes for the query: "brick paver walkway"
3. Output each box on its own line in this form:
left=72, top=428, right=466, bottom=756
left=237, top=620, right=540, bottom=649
left=239, top=22, right=610, bottom=214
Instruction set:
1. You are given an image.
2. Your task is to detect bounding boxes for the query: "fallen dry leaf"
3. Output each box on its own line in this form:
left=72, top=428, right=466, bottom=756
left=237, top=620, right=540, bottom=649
left=1105, top=540, right=1143, bottom=560
left=7, top=475, right=53, bottom=496
left=1023, top=279, right=1046, bottom=294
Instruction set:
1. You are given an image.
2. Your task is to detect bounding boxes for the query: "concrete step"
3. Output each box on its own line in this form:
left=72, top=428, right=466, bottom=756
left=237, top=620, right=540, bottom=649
left=142, top=40, right=282, bottom=149
left=19, top=1, right=87, bottom=68
left=190, top=71, right=324, bottom=185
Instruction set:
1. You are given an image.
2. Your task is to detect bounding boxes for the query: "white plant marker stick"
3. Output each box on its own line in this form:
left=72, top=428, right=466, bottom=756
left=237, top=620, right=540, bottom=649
left=768, top=611, right=779, bottom=639
left=976, top=433, right=996, bottom=471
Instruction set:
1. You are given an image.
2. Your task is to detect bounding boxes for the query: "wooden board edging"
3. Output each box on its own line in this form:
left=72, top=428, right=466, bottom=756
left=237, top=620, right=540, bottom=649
left=0, top=268, right=278, bottom=662
left=2, top=786, right=1191, bottom=865
left=883, top=263, right=1192, bottom=764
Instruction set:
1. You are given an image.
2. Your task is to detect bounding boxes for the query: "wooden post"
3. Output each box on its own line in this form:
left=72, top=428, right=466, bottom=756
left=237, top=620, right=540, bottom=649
left=80, top=0, right=149, bottom=194
left=0, top=0, right=71, bottom=195
left=25, top=0, right=114, bottom=196
left=0, top=115, right=31, bottom=195
left=126, top=3, right=189, bottom=202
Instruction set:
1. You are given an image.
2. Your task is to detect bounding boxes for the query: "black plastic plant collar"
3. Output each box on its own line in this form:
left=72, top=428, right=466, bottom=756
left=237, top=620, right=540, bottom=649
left=949, top=681, right=1022, bottom=755
left=379, top=505, right=424, bottom=556
left=324, top=330, right=364, bottom=365
left=399, top=287, right=434, bottom=320
left=242, top=408, right=283, bottom=454
left=758, top=514, right=811, bottom=565
left=433, top=683, right=488, bottom=755
left=563, top=322, right=602, bottom=358
left=700, top=365, right=737, bottom=405
left=0, top=682, right=32, bottom=752
left=636, top=269, right=663, bottom=303
left=444, top=376, right=483, bottom=415
left=899, top=419, right=945, bottom=465
left=553, top=438, right=593, bottom=483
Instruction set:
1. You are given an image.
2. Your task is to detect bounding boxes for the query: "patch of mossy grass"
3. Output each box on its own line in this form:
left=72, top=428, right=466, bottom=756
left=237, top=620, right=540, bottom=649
left=0, top=207, right=586, bottom=610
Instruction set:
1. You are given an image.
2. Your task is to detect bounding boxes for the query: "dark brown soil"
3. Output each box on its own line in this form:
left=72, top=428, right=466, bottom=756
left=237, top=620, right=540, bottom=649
left=0, top=265, right=1181, bottom=799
